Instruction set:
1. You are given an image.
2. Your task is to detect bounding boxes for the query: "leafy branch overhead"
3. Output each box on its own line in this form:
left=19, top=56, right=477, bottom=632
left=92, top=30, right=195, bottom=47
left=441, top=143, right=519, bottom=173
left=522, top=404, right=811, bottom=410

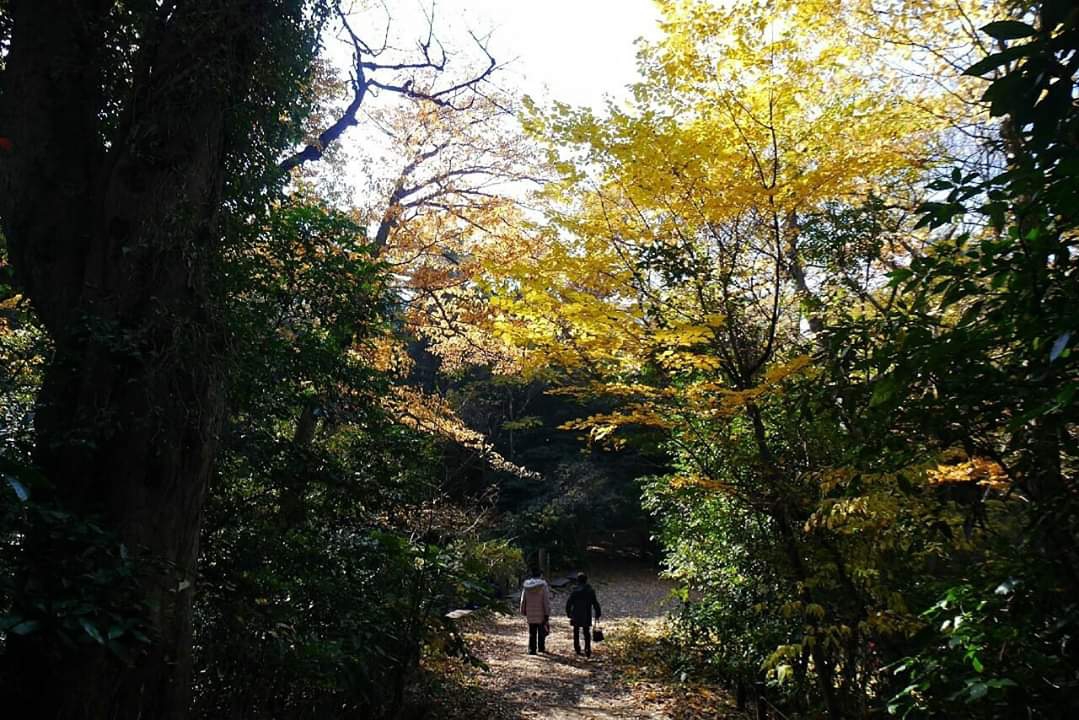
left=1, top=1, right=1077, bottom=719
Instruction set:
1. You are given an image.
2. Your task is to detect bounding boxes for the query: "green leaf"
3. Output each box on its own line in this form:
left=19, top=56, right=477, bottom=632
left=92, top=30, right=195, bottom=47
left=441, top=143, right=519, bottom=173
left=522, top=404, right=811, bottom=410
left=870, top=374, right=902, bottom=407
left=980, top=21, right=1036, bottom=40
left=987, top=678, right=1017, bottom=689
left=888, top=267, right=914, bottom=287
left=967, top=681, right=988, bottom=701
left=963, top=46, right=1030, bottom=77
left=11, top=620, right=40, bottom=635
left=80, top=618, right=105, bottom=645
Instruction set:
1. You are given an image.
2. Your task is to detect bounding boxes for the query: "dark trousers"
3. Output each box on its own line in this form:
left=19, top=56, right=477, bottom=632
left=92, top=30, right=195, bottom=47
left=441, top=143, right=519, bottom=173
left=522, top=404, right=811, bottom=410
left=528, top=623, right=547, bottom=653
left=573, top=624, right=591, bottom=656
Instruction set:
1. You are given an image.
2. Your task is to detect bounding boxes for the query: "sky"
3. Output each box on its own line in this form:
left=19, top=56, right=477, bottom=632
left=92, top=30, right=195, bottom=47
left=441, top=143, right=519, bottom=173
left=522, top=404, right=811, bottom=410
left=431, top=0, right=661, bottom=110
left=337, top=0, right=662, bottom=111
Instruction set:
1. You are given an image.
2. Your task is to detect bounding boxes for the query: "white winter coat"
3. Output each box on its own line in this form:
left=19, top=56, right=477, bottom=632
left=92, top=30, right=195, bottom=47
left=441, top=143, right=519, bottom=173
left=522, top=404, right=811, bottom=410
left=519, top=578, right=552, bottom=624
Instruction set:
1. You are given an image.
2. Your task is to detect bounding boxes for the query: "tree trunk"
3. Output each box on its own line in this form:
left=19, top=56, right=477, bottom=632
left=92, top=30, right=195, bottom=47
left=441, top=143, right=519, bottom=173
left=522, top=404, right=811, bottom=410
left=10, top=310, right=226, bottom=719
left=0, top=2, right=248, bottom=716
left=279, top=400, right=320, bottom=526
left=745, top=403, right=845, bottom=719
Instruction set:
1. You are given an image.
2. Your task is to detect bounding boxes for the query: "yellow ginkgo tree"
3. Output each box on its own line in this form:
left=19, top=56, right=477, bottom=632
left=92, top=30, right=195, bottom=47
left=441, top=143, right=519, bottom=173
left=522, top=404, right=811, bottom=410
left=494, top=0, right=969, bottom=441
left=483, top=0, right=1008, bottom=715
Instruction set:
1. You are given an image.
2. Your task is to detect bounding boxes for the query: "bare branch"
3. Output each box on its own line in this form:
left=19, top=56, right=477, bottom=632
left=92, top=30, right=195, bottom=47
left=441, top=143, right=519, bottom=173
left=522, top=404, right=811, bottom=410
left=278, top=4, right=498, bottom=174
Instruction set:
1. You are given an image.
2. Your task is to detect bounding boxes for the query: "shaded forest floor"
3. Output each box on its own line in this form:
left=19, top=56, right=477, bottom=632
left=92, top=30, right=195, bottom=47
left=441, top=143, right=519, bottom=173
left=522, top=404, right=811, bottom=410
left=426, top=556, right=743, bottom=719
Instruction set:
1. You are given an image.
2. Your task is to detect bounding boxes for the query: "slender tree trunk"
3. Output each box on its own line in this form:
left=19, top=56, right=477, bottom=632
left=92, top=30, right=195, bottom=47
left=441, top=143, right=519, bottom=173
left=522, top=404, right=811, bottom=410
left=746, top=404, right=845, bottom=719
left=773, top=505, right=845, bottom=720
left=279, top=401, right=320, bottom=525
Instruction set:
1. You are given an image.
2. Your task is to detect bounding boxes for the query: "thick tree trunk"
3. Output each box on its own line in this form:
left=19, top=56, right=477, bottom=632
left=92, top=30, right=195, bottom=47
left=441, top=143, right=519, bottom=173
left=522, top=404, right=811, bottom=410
left=0, top=2, right=242, bottom=716
left=11, top=317, right=226, bottom=719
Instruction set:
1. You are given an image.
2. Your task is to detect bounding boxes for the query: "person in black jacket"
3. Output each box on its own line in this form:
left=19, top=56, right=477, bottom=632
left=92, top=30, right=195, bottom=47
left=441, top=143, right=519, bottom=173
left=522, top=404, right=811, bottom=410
left=565, top=572, right=602, bottom=657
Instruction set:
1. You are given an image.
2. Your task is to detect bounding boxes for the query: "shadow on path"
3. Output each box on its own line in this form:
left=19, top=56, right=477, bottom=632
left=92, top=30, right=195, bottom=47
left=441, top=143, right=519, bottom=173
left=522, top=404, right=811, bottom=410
left=442, top=558, right=676, bottom=719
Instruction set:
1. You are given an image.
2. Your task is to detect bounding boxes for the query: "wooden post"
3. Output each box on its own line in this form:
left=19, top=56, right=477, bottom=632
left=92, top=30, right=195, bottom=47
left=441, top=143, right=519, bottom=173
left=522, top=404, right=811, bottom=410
left=755, top=682, right=768, bottom=720
left=538, top=548, right=550, bottom=579
left=736, top=680, right=747, bottom=710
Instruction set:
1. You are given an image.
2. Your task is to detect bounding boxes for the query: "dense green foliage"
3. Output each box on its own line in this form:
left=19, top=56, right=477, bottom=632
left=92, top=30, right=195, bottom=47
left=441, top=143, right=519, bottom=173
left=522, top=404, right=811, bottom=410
left=1, top=197, right=521, bottom=718
left=1, top=0, right=534, bottom=713
left=446, top=376, right=658, bottom=563
left=2, top=1, right=1077, bottom=719
left=637, top=5, right=1079, bottom=718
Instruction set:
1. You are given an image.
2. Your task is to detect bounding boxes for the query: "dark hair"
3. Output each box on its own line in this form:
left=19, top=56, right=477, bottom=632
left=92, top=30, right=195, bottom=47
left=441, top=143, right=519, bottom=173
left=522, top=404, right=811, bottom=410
left=529, top=567, right=542, bottom=578
left=577, top=572, right=587, bottom=584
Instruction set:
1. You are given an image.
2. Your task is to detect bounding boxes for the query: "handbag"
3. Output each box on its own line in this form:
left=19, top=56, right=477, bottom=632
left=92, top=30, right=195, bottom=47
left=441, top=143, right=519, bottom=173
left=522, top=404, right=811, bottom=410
left=591, top=624, right=604, bottom=642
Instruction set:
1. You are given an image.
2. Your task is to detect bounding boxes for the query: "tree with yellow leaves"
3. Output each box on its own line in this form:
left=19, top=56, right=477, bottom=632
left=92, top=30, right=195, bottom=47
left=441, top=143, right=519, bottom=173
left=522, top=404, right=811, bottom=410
left=482, top=0, right=1018, bottom=716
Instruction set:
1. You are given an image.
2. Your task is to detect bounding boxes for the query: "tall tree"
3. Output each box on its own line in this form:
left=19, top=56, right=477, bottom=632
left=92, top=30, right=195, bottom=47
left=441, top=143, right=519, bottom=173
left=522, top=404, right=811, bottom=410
left=0, top=1, right=492, bottom=716
left=0, top=3, right=327, bottom=715
left=485, top=0, right=1003, bottom=715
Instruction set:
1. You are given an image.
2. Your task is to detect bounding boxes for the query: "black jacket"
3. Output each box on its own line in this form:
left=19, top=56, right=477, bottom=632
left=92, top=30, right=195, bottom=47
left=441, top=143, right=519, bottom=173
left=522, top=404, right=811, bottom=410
left=565, top=583, right=601, bottom=627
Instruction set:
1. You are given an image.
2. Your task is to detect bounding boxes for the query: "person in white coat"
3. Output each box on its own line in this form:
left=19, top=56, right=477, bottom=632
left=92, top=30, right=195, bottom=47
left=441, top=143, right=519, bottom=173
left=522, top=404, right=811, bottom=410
left=519, top=567, right=552, bottom=654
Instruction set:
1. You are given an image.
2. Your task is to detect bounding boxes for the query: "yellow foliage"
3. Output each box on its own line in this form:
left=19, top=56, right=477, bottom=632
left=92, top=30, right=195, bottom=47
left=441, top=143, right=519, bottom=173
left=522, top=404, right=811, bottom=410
left=476, top=0, right=992, bottom=449
left=385, top=386, right=539, bottom=480
left=928, top=457, right=1009, bottom=491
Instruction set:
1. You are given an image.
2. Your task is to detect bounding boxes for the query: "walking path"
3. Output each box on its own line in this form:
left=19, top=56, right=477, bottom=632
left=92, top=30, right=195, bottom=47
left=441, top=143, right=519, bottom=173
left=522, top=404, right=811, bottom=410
left=435, top=560, right=685, bottom=719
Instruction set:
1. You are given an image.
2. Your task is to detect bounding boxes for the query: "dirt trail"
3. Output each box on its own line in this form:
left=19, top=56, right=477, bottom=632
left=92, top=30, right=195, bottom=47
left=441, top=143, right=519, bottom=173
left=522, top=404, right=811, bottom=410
left=451, top=560, right=678, bottom=719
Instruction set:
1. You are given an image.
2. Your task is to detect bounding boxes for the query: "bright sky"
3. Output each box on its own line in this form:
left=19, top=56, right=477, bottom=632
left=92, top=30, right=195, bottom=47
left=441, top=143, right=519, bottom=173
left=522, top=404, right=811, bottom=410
left=338, top=0, right=662, bottom=111
left=431, top=0, right=661, bottom=110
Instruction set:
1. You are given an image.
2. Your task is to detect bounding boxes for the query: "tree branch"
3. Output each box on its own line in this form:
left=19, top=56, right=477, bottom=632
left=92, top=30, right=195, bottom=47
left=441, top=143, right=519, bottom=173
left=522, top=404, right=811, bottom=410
left=278, top=3, right=498, bottom=174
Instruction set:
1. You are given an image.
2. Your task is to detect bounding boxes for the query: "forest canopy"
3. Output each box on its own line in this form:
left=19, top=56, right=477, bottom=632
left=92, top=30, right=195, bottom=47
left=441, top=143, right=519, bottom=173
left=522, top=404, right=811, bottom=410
left=1, top=0, right=1077, bottom=718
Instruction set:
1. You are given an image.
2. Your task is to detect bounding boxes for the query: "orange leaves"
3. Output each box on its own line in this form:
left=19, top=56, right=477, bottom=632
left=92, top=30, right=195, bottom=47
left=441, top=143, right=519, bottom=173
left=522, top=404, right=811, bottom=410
left=386, top=386, right=539, bottom=480
left=404, top=264, right=456, bottom=292
left=350, top=336, right=414, bottom=375
left=927, top=456, right=1009, bottom=491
